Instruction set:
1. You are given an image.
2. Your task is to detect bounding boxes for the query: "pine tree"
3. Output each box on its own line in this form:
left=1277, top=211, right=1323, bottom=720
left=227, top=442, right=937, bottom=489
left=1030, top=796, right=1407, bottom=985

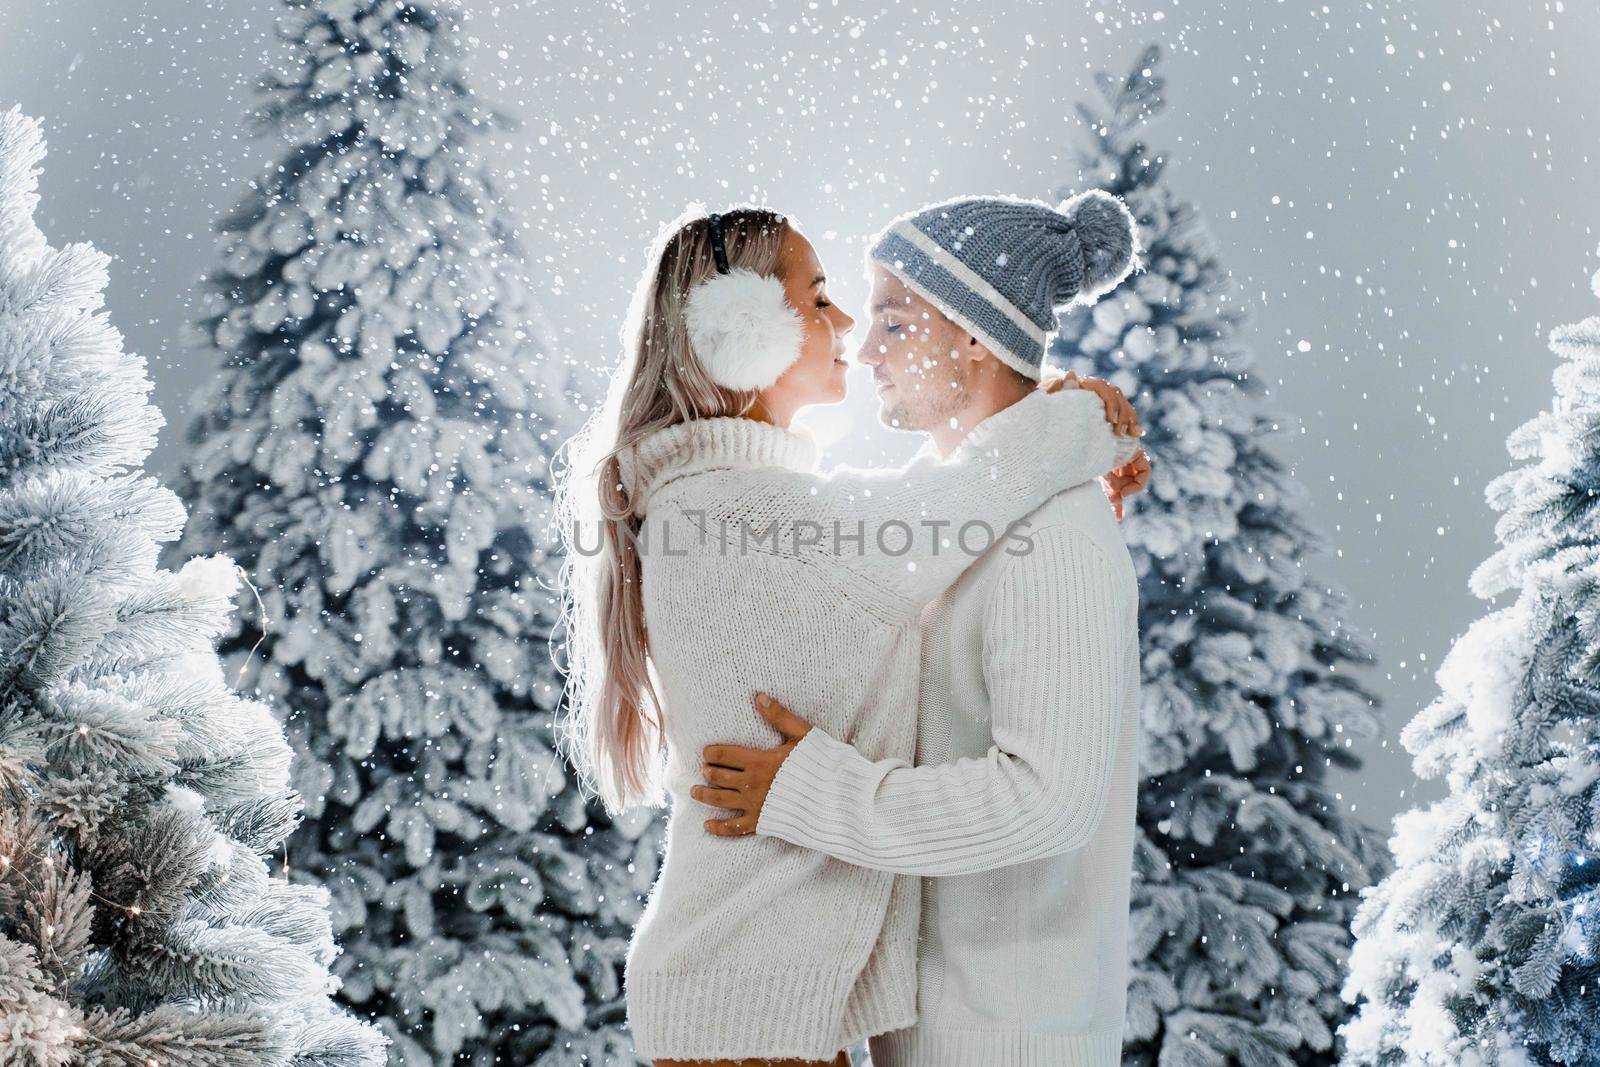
left=0, top=105, right=383, bottom=1067
left=1338, top=263, right=1600, bottom=1065
left=1050, top=46, right=1390, bottom=1065
left=175, top=2, right=660, bottom=1063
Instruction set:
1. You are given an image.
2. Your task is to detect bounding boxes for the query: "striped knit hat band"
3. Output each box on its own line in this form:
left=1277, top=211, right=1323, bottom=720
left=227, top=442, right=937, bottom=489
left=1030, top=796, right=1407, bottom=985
left=868, top=191, right=1140, bottom=379
left=875, top=221, right=1050, bottom=379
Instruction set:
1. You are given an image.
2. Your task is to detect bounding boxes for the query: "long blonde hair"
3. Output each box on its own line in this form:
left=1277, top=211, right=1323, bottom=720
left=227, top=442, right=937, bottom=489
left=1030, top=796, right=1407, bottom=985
left=554, top=205, right=790, bottom=815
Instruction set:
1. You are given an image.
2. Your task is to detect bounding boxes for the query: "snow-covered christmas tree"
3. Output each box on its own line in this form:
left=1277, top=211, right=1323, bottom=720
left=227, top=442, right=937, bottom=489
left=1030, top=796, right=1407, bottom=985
left=1339, top=263, right=1600, bottom=1065
left=1050, top=46, right=1390, bottom=1065
left=0, top=105, right=383, bottom=1067
left=176, top=2, right=660, bottom=1063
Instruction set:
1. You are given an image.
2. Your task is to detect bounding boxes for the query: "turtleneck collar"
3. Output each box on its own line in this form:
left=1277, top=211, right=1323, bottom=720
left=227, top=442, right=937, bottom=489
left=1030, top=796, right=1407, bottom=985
left=617, top=416, right=820, bottom=516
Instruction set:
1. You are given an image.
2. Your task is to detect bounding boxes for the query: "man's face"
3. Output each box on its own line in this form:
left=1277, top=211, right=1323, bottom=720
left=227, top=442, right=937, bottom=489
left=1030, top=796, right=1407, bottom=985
left=857, top=266, right=974, bottom=432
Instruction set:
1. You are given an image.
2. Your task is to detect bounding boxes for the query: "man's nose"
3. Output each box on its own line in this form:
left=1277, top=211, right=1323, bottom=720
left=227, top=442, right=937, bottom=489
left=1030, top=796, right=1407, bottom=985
left=855, top=338, right=883, bottom=367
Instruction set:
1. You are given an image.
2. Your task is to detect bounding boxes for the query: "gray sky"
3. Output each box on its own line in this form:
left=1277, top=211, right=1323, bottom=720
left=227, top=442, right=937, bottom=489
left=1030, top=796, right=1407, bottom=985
left=4, top=0, right=1598, bottom=842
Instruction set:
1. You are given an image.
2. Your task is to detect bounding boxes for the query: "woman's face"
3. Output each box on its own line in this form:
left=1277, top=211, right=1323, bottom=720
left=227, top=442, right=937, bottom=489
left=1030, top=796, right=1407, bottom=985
left=758, top=226, right=855, bottom=414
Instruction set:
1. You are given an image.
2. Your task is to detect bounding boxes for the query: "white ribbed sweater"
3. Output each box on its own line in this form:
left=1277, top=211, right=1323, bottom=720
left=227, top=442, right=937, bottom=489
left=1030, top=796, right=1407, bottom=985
left=757, top=481, right=1142, bottom=1067
left=620, top=389, right=1138, bottom=1062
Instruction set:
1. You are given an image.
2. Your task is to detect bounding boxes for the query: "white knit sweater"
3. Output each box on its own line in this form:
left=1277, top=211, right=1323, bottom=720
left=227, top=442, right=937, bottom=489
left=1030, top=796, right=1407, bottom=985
left=757, top=481, right=1142, bottom=1067
left=619, top=389, right=1138, bottom=1062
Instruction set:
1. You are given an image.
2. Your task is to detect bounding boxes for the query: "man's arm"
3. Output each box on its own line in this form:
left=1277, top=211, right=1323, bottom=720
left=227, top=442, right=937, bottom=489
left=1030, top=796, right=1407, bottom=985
left=746, top=525, right=1132, bottom=877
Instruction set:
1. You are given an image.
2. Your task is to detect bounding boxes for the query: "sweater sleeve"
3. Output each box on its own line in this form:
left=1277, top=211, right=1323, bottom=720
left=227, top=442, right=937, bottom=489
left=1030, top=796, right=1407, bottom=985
left=753, top=526, right=1131, bottom=876
left=716, top=388, right=1138, bottom=613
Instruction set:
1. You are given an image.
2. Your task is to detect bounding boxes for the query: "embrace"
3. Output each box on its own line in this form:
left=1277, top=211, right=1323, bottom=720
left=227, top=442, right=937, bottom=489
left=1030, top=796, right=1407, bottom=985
left=557, top=192, right=1151, bottom=1067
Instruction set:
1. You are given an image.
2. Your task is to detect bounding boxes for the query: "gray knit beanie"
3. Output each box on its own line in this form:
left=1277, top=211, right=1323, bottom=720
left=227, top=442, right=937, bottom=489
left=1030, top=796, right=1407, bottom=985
left=867, top=191, right=1140, bottom=379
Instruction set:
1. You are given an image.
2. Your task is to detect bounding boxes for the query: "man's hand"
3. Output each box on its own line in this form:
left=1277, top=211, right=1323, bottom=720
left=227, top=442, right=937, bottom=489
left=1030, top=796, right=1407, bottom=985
left=1104, top=449, right=1152, bottom=521
left=693, top=693, right=814, bottom=836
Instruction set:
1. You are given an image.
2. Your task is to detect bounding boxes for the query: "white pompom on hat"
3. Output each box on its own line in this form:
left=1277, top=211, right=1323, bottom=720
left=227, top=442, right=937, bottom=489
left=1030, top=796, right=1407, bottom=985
left=684, top=267, right=806, bottom=392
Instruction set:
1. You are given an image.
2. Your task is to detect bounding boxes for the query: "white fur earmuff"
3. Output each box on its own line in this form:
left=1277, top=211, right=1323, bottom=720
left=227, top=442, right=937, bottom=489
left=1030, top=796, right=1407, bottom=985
left=684, top=267, right=805, bottom=392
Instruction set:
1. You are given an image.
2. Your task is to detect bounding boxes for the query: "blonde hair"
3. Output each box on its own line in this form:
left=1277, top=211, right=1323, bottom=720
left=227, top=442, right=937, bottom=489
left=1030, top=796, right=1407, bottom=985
left=554, top=205, right=790, bottom=814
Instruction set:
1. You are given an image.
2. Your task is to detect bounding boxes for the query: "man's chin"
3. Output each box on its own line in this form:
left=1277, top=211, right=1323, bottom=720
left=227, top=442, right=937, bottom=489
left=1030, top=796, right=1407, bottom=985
left=876, top=399, right=922, bottom=433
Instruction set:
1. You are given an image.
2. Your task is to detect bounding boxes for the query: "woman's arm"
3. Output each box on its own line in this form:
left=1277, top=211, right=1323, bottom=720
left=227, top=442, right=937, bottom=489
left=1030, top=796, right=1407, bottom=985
left=700, top=387, right=1139, bottom=615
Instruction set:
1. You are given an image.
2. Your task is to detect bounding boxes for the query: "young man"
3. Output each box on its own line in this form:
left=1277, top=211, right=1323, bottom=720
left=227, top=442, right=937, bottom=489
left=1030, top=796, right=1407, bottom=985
left=692, top=195, right=1149, bottom=1067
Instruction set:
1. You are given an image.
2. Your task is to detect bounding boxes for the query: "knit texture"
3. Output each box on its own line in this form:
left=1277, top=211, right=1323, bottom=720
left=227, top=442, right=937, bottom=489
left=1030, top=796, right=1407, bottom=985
left=618, top=389, right=1138, bottom=1061
left=757, top=482, right=1142, bottom=1067
left=868, top=191, right=1138, bottom=378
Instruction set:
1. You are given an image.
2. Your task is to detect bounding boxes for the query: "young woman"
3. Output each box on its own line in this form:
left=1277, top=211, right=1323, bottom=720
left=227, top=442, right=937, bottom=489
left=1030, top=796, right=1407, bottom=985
left=555, top=203, right=1142, bottom=1067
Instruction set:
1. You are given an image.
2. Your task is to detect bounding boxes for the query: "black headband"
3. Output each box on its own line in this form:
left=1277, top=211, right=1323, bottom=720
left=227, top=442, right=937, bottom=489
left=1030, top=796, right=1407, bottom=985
left=707, top=212, right=731, bottom=274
